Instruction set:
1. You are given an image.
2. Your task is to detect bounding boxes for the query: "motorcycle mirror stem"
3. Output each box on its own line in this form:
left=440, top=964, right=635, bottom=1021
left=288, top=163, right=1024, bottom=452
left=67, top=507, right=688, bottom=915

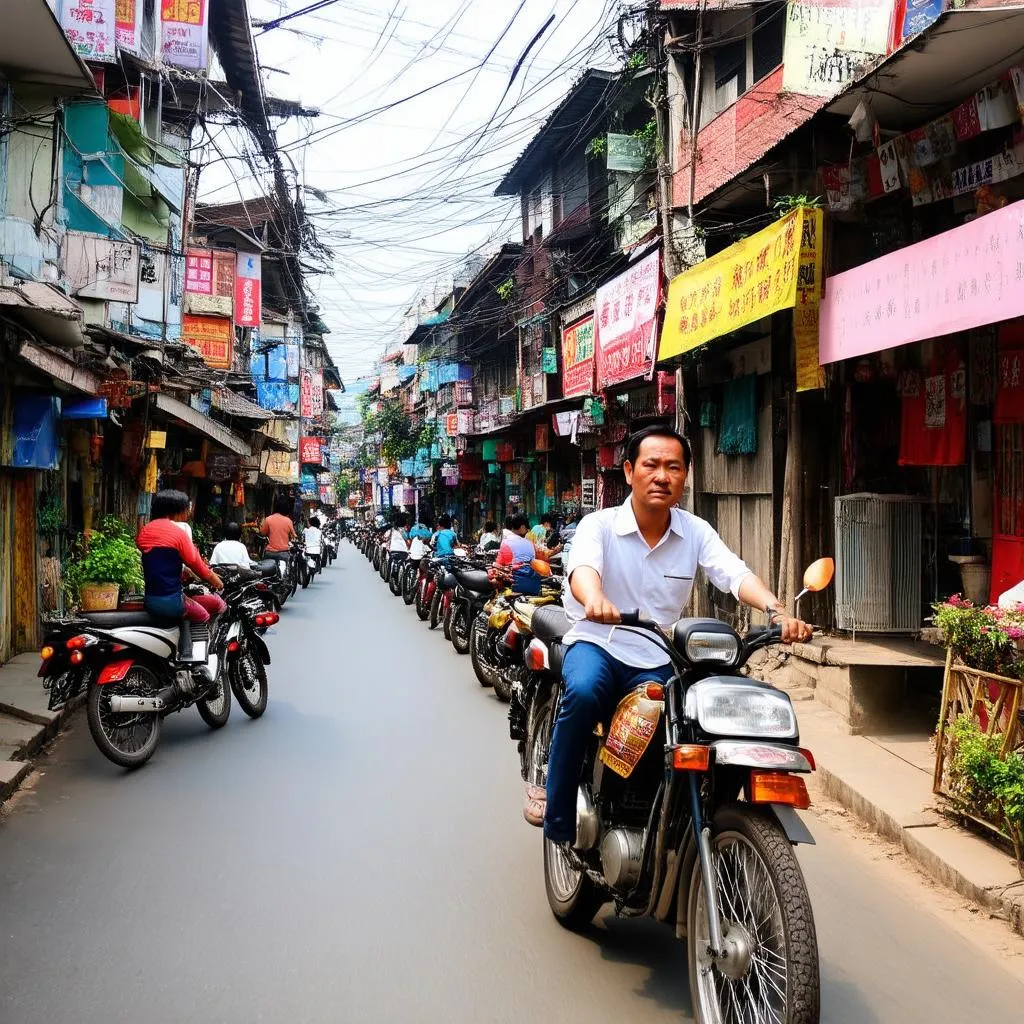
left=793, top=557, right=835, bottom=616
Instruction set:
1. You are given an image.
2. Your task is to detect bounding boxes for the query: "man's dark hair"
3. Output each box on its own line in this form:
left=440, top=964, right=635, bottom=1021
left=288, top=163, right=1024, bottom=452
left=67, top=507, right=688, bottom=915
left=393, top=512, right=406, bottom=528
left=310, top=516, right=321, bottom=529
left=625, top=426, right=692, bottom=469
left=224, top=521, right=242, bottom=541
left=438, top=514, right=452, bottom=529
left=511, top=514, right=529, bottom=532
left=274, top=497, right=293, bottom=516
left=484, top=520, right=497, bottom=532
left=541, top=513, right=554, bottom=526
left=151, top=489, right=190, bottom=520
left=503, top=514, right=515, bottom=530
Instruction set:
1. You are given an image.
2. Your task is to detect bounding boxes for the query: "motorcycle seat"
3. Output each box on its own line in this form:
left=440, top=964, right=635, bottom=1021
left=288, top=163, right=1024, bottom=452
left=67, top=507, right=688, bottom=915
left=549, top=642, right=567, bottom=677
left=531, top=605, right=571, bottom=644
left=79, top=610, right=177, bottom=628
left=454, top=567, right=492, bottom=593
left=258, top=559, right=282, bottom=576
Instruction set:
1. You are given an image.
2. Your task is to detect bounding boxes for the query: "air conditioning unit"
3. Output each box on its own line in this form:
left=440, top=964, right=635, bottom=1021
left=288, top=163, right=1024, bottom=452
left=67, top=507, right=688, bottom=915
left=834, top=494, right=922, bottom=633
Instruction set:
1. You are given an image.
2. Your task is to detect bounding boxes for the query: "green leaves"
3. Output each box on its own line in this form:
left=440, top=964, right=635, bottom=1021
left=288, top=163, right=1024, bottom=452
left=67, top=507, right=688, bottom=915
left=63, top=520, right=145, bottom=601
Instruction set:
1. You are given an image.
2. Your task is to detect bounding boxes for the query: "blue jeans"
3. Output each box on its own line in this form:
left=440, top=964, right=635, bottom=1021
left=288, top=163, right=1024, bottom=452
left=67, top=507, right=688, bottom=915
left=544, top=641, right=674, bottom=843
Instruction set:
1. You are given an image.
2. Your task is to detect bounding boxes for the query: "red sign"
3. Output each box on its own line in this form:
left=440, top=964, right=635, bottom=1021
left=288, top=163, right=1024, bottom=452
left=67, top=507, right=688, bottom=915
left=300, top=369, right=324, bottom=418
left=445, top=413, right=458, bottom=437
left=234, top=252, right=261, bottom=327
left=182, top=314, right=232, bottom=369
left=561, top=316, right=595, bottom=398
left=299, top=437, right=324, bottom=464
left=595, top=251, right=661, bottom=390
left=185, top=249, right=213, bottom=294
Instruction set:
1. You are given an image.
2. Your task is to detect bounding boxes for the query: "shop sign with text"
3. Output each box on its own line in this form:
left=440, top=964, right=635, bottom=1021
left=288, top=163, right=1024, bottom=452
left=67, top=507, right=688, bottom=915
left=160, top=0, right=208, bottom=70
left=795, top=208, right=825, bottom=391
left=299, top=436, right=324, bottom=464
left=234, top=252, right=261, bottom=327
left=183, top=314, right=232, bottom=369
left=660, top=208, right=803, bottom=360
left=61, top=0, right=116, bottom=62
left=595, top=251, right=661, bottom=389
left=561, top=315, right=595, bottom=397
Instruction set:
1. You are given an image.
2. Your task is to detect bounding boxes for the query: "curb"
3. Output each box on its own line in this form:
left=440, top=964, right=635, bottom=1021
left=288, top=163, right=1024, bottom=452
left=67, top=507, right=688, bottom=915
left=816, top=762, right=1024, bottom=937
left=0, top=696, right=84, bottom=809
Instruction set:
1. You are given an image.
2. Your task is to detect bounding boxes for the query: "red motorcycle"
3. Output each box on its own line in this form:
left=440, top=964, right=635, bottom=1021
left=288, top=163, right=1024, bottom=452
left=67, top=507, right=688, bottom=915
left=427, top=564, right=456, bottom=635
left=414, top=557, right=437, bottom=620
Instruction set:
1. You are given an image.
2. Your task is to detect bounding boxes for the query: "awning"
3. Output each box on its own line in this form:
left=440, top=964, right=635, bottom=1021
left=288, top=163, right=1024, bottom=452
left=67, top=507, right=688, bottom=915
left=1, top=0, right=96, bottom=93
left=1, top=281, right=86, bottom=348
left=212, top=387, right=274, bottom=422
left=154, top=393, right=251, bottom=456
left=820, top=197, right=1024, bottom=365
left=17, top=341, right=100, bottom=393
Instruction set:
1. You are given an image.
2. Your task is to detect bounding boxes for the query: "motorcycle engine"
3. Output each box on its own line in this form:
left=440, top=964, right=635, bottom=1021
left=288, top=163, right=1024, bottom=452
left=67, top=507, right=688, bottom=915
left=600, top=827, right=645, bottom=890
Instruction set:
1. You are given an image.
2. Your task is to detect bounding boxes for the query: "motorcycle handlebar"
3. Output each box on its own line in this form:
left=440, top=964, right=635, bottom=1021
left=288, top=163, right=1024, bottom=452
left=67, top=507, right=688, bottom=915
left=619, top=608, right=641, bottom=626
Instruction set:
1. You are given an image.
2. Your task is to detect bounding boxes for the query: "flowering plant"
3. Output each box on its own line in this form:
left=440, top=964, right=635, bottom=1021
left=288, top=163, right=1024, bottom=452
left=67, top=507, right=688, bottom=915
left=933, top=595, right=1024, bottom=679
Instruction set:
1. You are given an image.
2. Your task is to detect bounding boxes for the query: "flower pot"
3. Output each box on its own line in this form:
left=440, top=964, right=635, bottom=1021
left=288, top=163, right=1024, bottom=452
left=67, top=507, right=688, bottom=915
left=80, top=582, right=119, bottom=612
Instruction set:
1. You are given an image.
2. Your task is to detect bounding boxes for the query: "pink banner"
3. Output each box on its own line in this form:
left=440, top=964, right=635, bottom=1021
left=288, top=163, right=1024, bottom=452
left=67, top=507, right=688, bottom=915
left=595, top=251, right=661, bottom=389
left=820, top=198, right=1024, bottom=364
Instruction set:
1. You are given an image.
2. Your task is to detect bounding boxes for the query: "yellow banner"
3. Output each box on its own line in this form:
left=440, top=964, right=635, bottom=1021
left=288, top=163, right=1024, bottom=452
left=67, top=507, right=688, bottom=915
left=795, top=208, right=825, bottom=392
left=659, top=208, right=804, bottom=360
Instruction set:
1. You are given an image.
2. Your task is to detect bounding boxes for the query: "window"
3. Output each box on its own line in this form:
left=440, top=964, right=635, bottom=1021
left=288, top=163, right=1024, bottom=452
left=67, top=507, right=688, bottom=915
left=713, top=40, right=746, bottom=112
left=753, top=3, right=786, bottom=84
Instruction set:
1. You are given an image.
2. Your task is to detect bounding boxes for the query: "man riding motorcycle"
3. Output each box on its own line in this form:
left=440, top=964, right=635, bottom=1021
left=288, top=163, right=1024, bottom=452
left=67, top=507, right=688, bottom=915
left=529, top=426, right=812, bottom=840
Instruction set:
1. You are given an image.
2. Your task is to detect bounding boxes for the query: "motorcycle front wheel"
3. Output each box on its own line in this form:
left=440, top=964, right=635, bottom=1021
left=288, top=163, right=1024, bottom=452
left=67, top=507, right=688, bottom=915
left=230, top=646, right=269, bottom=719
left=86, top=668, right=163, bottom=769
left=428, top=589, right=443, bottom=630
left=470, top=614, right=499, bottom=687
left=416, top=579, right=431, bottom=621
left=402, top=564, right=418, bottom=605
left=685, top=804, right=820, bottom=1024
left=389, top=560, right=404, bottom=596
left=451, top=604, right=471, bottom=655
left=196, top=672, right=231, bottom=729
left=442, top=599, right=454, bottom=641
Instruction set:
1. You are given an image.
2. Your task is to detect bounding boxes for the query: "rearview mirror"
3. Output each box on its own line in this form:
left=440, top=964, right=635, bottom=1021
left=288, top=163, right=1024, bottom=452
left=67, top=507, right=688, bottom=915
left=803, top=558, right=834, bottom=594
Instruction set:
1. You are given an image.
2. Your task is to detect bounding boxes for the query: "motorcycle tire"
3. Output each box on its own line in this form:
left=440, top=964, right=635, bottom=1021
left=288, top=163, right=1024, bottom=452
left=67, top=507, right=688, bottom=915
left=494, top=664, right=520, bottom=704
left=416, top=579, right=431, bottom=621
left=470, top=613, right=499, bottom=688
left=539, top=686, right=606, bottom=929
left=229, top=646, right=269, bottom=719
left=429, top=589, right=443, bottom=630
left=379, top=552, right=389, bottom=582
left=389, top=561, right=403, bottom=597
left=402, top=565, right=418, bottom=605
left=685, top=804, right=820, bottom=1024
left=442, top=599, right=454, bottom=641
left=196, top=673, right=232, bottom=729
left=451, top=604, right=471, bottom=655
left=86, top=669, right=163, bottom=769
left=301, top=563, right=312, bottom=589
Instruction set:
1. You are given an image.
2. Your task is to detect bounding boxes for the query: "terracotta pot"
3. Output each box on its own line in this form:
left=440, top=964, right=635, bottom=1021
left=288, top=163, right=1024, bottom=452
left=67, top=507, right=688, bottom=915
left=79, top=582, right=119, bottom=612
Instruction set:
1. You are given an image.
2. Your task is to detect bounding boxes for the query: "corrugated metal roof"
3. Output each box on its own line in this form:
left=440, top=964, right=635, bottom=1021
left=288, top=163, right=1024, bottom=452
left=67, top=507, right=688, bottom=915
left=495, top=70, right=619, bottom=197
left=212, top=387, right=274, bottom=421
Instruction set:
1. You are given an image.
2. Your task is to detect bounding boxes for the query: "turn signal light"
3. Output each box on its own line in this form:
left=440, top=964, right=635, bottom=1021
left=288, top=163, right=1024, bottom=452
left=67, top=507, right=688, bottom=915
left=671, top=745, right=710, bottom=771
left=227, top=640, right=241, bottom=654
left=503, top=622, right=521, bottom=649
left=525, top=640, right=547, bottom=672
left=799, top=747, right=816, bottom=771
left=40, top=646, right=54, bottom=661
left=70, top=651, right=85, bottom=665
left=644, top=682, right=665, bottom=701
left=263, top=612, right=279, bottom=626
left=750, top=771, right=811, bottom=810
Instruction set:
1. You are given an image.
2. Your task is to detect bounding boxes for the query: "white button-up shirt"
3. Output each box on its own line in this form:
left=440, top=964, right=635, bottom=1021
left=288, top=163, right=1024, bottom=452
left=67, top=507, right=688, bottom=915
left=562, top=498, right=753, bottom=668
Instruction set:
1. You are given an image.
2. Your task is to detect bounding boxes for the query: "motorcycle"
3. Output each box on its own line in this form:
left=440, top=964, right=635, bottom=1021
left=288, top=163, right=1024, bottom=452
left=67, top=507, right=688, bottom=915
left=39, top=566, right=273, bottom=768
left=414, top=556, right=438, bottom=620
left=517, top=560, right=834, bottom=1024
left=446, top=559, right=496, bottom=656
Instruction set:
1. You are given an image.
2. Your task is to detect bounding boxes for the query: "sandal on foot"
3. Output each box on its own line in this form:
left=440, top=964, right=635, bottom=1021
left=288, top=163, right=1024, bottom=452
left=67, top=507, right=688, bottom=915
left=523, top=784, right=546, bottom=827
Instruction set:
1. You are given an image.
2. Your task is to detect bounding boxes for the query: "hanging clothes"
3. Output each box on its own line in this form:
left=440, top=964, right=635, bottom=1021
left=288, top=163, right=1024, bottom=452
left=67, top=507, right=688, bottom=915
left=898, top=347, right=966, bottom=466
left=717, top=375, right=758, bottom=455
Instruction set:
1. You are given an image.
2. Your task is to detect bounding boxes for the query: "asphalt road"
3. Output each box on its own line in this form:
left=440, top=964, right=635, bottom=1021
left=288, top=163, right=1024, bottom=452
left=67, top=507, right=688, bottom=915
left=2, top=544, right=1023, bottom=1023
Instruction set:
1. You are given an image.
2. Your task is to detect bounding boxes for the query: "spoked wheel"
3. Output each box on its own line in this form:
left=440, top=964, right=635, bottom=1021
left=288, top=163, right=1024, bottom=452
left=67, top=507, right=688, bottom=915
left=470, top=614, right=499, bottom=687
left=196, top=671, right=231, bottom=729
left=86, top=668, right=163, bottom=769
left=442, top=599, right=454, bottom=641
left=389, top=560, right=404, bottom=597
left=685, top=804, right=820, bottom=1024
left=429, top=589, right=443, bottom=630
left=538, top=686, right=605, bottom=929
left=379, top=551, right=389, bottom=581
left=451, top=604, right=471, bottom=655
left=229, top=646, right=269, bottom=719
left=494, top=663, right=521, bottom=704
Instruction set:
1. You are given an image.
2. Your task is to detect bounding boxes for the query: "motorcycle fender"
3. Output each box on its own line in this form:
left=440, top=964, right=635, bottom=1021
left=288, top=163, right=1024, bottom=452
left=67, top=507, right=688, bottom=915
left=96, top=658, right=136, bottom=685
left=227, top=621, right=242, bottom=642
left=598, top=690, right=664, bottom=779
left=767, top=803, right=815, bottom=846
left=246, top=627, right=271, bottom=666
left=657, top=829, right=697, bottom=933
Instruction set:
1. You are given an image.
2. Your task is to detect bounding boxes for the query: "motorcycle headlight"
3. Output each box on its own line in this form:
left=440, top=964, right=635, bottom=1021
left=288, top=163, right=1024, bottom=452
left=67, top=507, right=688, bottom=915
left=685, top=630, right=740, bottom=664
left=685, top=680, right=798, bottom=740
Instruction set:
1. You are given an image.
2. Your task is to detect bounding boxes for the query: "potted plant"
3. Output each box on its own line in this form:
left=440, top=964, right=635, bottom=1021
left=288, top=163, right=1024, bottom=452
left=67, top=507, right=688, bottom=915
left=63, top=517, right=145, bottom=612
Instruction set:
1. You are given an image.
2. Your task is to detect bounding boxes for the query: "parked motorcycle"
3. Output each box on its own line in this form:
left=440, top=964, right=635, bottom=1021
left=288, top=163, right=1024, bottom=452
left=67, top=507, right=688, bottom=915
left=516, top=560, right=834, bottom=1024
left=447, top=560, right=496, bottom=656
left=40, top=566, right=273, bottom=768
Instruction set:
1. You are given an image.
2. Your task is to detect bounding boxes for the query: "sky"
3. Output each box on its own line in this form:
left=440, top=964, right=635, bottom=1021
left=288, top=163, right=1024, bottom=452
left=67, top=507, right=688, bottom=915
left=196, top=0, right=624, bottom=386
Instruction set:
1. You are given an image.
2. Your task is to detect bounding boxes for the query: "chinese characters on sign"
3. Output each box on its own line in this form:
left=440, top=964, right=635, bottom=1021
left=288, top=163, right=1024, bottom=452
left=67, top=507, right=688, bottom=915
left=160, top=0, right=209, bottom=70
left=300, top=369, right=325, bottom=418
left=182, top=314, right=232, bottom=370
left=595, top=251, right=661, bottom=390
left=185, top=250, right=214, bottom=295
left=560, top=316, right=595, bottom=398
left=795, top=208, right=825, bottom=392
left=659, top=208, right=804, bottom=360
left=819, top=198, right=1024, bottom=364
left=299, top=437, right=324, bottom=465
left=115, top=0, right=141, bottom=54
left=60, top=0, right=116, bottom=62
left=234, top=252, right=261, bottom=328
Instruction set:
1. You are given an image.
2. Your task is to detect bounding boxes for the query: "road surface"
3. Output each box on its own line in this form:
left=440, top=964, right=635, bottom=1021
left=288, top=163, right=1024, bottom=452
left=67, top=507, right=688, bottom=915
left=1, top=544, right=1023, bottom=1022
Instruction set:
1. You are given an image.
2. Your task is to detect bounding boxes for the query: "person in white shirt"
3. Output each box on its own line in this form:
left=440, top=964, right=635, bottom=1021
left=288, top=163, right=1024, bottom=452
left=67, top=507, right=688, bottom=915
left=210, top=522, right=251, bottom=567
left=532, top=425, right=812, bottom=841
left=304, top=516, right=323, bottom=555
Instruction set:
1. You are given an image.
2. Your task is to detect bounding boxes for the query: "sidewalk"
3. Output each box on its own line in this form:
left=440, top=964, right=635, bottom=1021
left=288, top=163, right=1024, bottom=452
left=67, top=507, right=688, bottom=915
left=797, top=696, right=1024, bottom=936
left=0, top=653, right=78, bottom=805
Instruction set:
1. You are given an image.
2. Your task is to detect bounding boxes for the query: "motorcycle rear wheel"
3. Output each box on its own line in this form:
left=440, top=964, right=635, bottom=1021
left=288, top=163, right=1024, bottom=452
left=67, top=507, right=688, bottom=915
left=402, top=564, right=418, bottom=605
left=685, top=804, right=820, bottom=1024
left=470, top=614, right=499, bottom=687
left=196, top=673, right=231, bottom=729
left=494, top=663, right=520, bottom=704
left=429, top=589, right=442, bottom=630
left=230, top=647, right=269, bottom=719
left=442, top=599, right=454, bottom=641
left=416, top=580, right=431, bottom=621
left=86, top=668, right=163, bottom=769
left=389, top=561, right=404, bottom=596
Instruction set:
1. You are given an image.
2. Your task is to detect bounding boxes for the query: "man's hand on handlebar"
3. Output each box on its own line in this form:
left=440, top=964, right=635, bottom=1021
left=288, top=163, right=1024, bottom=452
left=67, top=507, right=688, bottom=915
left=207, top=571, right=224, bottom=592
left=584, top=593, right=621, bottom=624
left=774, top=614, right=812, bottom=644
